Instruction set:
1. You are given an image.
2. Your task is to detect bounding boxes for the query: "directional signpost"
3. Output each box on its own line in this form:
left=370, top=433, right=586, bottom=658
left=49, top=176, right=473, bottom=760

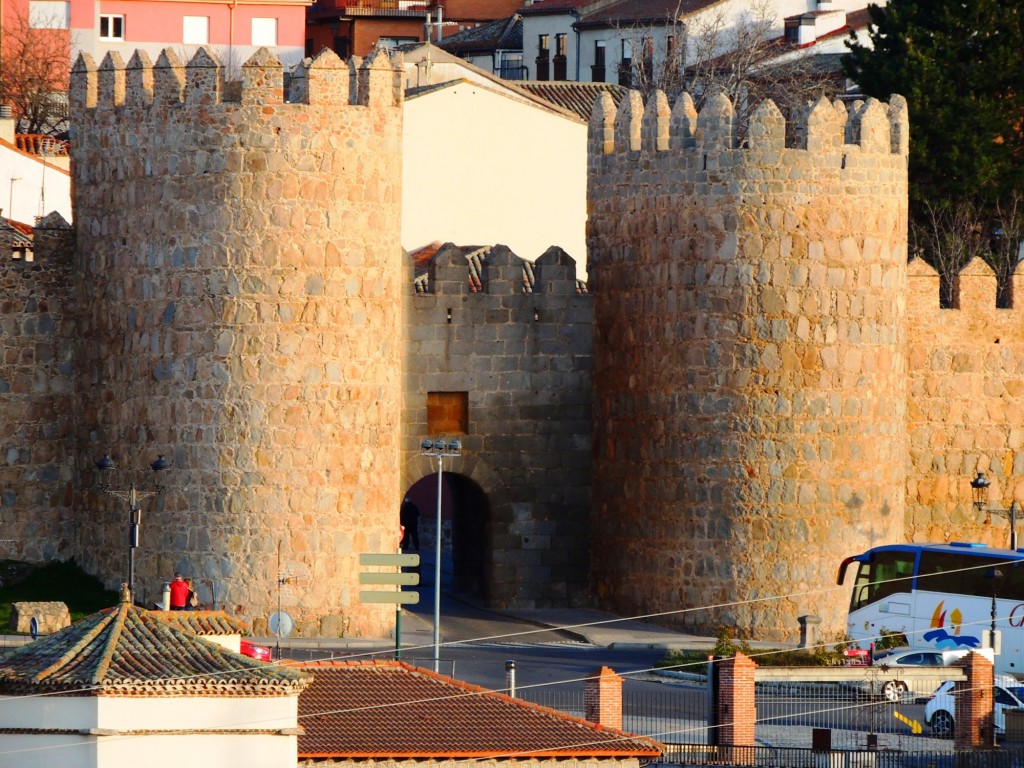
left=359, top=552, right=420, bottom=658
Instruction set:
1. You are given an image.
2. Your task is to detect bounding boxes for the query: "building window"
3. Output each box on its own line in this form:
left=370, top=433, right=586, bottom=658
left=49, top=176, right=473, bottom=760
left=99, top=14, right=124, bottom=41
left=536, top=33, right=550, bottom=80
left=592, top=40, right=606, bottom=82
left=553, top=32, right=567, bottom=80
left=499, top=53, right=525, bottom=80
left=618, top=39, right=632, bottom=86
left=183, top=16, right=209, bottom=45
left=378, top=36, right=418, bottom=49
left=427, top=392, right=468, bottom=435
left=28, top=1, right=69, bottom=29
left=252, top=17, right=278, bottom=47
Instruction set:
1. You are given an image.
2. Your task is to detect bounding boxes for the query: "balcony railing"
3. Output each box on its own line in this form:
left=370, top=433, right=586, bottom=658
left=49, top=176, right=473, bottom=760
left=341, top=1, right=433, bottom=15
left=498, top=64, right=528, bottom=81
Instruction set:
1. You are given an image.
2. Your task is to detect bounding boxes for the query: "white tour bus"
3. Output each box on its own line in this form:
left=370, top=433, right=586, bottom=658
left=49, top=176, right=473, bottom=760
left=837, top=541, right=1024, bottom=675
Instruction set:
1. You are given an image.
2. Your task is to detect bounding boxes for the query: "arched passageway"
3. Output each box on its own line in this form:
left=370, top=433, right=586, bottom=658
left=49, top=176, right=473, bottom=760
left=402, top=472, right=490, bottom=599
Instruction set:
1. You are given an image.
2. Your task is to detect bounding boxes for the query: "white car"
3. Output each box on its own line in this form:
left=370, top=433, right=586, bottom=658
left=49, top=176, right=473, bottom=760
left=925, top=674, right=1024, bottom=738
left=865, top=648, right=972, bottom=702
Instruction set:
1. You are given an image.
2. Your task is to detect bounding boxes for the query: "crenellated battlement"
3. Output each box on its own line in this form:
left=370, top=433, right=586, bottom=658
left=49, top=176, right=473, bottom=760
left=415, top=244, right=588, bottom=297
left=588, top=89, right=908, bottom=159
left=908, top=255, right=1024, bottom=328
left=70, top=46, right=402, bottom=112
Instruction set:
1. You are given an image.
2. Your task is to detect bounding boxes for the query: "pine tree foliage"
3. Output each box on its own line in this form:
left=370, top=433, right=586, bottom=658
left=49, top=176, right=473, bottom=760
left=843, top=0, right=1024, bottom=208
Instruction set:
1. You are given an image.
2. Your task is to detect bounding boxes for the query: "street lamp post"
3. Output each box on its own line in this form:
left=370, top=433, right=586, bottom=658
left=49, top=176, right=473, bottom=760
left=972, top=471, right=1019, bottom=550
left=420, top=437, right=461, bottom=673
left=95, top=453, right=170, bottom=602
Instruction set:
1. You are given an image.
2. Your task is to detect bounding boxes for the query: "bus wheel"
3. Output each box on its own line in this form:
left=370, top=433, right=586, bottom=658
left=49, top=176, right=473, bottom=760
left=931, top=710, right=954, bottom=738
left=882, top=680, right=906, bottom=702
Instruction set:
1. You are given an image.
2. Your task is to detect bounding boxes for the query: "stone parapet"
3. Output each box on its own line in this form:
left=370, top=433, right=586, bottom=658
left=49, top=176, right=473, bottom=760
left=588, top=90, right=909, bottom=640
left=68, top=46, right=404, bottom=637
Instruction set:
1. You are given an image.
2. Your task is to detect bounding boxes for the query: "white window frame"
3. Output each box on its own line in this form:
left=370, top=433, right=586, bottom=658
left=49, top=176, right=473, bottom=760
left=251, top=17, right=278, bottom=47
left=183, top=15, right=210, bottom=45
left=28, top=1, right=69, bottom=29
left=99, top=14, right=125, bottom=42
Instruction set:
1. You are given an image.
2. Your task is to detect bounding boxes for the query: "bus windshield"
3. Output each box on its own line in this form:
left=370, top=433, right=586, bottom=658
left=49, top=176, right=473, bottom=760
left=850, top=549, right=916, bottom=611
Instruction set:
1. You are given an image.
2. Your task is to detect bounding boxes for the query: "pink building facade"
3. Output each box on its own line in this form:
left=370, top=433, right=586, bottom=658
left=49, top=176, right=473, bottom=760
left=3, top=0, right=308, bottom=75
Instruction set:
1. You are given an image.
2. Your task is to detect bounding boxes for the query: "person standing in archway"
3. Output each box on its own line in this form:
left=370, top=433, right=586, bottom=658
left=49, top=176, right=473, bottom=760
left=400, top=497, right=420, bottom=551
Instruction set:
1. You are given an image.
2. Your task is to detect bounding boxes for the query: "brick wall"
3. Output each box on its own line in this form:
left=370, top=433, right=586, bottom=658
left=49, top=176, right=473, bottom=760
left=584, top=666, right=623, bottom=730
left=717, top=653, right=757, bottom=754
left=954, top=651, right=996, bottom=749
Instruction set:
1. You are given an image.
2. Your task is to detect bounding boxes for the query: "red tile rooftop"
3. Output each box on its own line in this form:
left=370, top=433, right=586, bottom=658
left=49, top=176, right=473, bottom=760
left=291, top=659, right=661, bottom=760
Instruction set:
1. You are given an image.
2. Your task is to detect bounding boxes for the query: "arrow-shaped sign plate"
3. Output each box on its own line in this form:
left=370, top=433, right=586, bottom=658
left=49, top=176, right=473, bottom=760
left=359, top=571, right=420, bottom=586
left=360, top=591, right=421, bottom=605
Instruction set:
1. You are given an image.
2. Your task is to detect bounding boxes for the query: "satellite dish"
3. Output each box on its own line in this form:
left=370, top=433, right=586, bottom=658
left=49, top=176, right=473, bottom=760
left=270, top=611, right=294, bottom=638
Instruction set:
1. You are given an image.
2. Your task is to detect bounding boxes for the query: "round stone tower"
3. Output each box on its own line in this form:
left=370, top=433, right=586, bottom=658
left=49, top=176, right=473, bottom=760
left=587, top=91, right=909, bottom=640
left=68, top=46, right=403, bottom=636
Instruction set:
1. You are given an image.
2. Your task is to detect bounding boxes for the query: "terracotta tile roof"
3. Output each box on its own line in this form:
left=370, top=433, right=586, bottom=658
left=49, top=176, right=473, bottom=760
left=293, top=660, right=662, bottom=759
left=0, top=599, right=308, bottom=696
left=516, top=81, right=626, bottom=122
left=151, top=610, right=250, bottom=637
left=1, top=217, right=33, bottom=247
left=815, top=7, right=873, bottom=41
left=15, top=134, right=69, bottom=156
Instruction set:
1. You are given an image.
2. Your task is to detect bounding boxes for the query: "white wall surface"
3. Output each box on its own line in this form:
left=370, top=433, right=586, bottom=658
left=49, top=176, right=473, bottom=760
left=0, top=142, right=73, bottom=224
left=0, top=693, right=296, bottom=730
left=403, top=81, right=587, bottom=277
left=0, top=694, right=299, bottom=768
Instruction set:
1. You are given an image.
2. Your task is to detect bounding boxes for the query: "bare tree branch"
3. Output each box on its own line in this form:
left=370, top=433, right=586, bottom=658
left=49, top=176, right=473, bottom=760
left=910, top=200, right=988, bottom=308
left=0, top=7, right=71, bottom=135
left=617, top=0, right=841, bottom=141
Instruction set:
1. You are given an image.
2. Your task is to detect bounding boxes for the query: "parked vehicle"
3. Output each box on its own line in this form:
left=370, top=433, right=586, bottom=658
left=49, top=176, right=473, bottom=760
left=837, top=541, right=1024, bottom=676
left=240, top=639, right=272, bottom=662
left=925, top=674, right=1024, bottom=738
left=866, top=647, right=972, bottom=702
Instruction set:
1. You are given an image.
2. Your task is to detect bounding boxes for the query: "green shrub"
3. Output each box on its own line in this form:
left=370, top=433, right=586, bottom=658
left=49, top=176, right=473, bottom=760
left=0, top=560, right=118, bottom=631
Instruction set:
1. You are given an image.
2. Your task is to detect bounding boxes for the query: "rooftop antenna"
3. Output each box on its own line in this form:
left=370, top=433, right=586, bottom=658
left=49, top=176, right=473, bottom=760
left=271, top=541, right=308, bottom=659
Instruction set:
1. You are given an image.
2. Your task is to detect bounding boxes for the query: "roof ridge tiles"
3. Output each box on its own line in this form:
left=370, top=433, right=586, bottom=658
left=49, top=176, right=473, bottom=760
left=31, top=603, right=119, bottom=685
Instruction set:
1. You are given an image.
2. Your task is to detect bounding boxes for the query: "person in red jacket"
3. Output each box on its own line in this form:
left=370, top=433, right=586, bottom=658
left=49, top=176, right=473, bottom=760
left=169, top=573, right=189, bottom=610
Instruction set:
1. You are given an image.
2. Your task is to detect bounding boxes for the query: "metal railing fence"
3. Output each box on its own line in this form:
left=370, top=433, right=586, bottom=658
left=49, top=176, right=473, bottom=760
left=657, top=745, right=1024, bottom=768
left=753, top=667, right=960, bottom=751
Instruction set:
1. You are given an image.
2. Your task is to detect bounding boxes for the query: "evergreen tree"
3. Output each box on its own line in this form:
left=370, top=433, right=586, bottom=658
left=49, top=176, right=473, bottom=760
left=843, top=0, right=1024, bottom=208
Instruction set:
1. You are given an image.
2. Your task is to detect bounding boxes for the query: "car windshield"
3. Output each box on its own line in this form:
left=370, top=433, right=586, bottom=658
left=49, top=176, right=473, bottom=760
left=1007, top=687, right=1024, bottom=703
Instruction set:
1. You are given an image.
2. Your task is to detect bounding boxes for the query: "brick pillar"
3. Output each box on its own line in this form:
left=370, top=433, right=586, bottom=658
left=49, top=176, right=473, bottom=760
left=954, top=651, right=996, bottom=750
left=585, top=666, right=623, bottom=730
left=717, top=652, right=757, bottom=764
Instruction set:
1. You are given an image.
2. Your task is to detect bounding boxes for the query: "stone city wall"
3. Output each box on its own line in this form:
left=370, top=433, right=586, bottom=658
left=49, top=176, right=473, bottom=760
left=905, top=257, right=1024, bottom=546
left=0, top=215, right=75, bottom=563
left=68, top=46, right=404, bottom=636
left=403, top=244, right=592, bottom=609
left=587, top=90, right=910, bottom=640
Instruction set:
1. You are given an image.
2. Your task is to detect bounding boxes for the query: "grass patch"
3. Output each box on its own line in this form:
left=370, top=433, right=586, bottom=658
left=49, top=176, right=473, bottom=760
left=0, top=560, right=119, bottom=630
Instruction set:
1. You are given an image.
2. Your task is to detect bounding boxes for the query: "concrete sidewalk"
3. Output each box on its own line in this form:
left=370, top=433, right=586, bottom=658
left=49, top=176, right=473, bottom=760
left=254, top=604, right=797, bottom=654
left=0, top=602, right=796, bottom=655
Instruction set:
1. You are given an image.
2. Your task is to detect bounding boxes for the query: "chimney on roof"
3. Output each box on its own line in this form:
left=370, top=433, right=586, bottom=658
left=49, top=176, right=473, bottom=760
left=0, top=105, right=14, bottom=144
left=584, top=666, right=623, bottom=730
